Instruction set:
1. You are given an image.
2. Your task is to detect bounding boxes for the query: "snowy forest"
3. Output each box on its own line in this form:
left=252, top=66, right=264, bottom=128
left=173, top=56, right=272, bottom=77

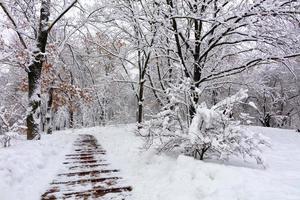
left=0, top=0, right=300, bottom=200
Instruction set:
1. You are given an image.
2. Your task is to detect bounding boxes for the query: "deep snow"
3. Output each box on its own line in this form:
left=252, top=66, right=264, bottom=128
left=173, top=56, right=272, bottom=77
left=0, top=130, right=77, bottom=200
left=0, top=125, right=299, bottom=200
left=92, top=125, right=300, bottom=200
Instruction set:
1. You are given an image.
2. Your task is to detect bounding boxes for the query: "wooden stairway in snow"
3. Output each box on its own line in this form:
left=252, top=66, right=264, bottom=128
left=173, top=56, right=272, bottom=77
left=41, top=134, right=132, bottom=200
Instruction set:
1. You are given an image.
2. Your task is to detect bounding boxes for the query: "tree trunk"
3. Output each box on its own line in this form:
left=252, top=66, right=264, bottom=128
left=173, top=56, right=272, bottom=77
left=45, top=87, right=54, bottom=134
left=69, top=109, right=74, bottom=128
left=26, top=62, right=42, bottom=139
left=189, top=15, right=202, bottom=119
left=137, top=78, right=145, bottom=125
left=26, top=0, right=50, bottom=140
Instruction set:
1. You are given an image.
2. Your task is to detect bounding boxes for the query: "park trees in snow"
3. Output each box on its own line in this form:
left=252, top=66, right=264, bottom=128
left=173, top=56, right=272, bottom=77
left=0, top=0, right=78, bottom=139
left=128, top=0, right=300, bottom=162
left=0, top=0, right=300, bottom=159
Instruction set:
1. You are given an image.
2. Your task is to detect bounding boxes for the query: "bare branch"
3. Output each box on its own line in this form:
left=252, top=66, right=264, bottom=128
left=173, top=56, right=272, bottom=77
left=47, top=0, right=78, bottom=32
left=0, top=1, right=27, bottom=49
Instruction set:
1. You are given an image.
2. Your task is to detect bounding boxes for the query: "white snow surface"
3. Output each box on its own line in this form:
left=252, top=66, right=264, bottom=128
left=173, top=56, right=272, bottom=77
left=0, top=130, right=77, bottom=200
left=0, top=125, right=300, bottom=200
left=91, top=125, right=300, bottom=200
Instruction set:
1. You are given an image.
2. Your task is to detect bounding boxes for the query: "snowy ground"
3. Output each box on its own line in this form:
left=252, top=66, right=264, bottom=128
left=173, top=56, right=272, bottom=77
left=92, top=125, right=300, bottom=200
left=0, top=125, right=300, bottom=200
left=0, top=130, right=77, bottom=200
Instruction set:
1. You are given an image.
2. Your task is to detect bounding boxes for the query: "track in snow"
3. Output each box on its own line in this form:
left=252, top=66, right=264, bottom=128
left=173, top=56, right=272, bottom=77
left=41, top=134, right=132, bottom=200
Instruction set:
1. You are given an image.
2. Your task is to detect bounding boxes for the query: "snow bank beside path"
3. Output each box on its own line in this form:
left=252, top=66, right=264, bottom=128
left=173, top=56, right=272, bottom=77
left=0, top=131, right=77, bottom=200
left=1, top=125, right=299, bottom=200
left=90, top=125, right=300, bottom=200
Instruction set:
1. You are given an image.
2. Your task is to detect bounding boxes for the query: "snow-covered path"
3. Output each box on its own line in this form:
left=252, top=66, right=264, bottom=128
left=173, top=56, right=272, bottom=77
left=0, top=125, right=300, bottom=200
left=41, top=134, right=131, bottom=199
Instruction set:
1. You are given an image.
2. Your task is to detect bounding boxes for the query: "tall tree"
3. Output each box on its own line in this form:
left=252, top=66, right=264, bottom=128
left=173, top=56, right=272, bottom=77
left=0, top=0, right=78, bottom=139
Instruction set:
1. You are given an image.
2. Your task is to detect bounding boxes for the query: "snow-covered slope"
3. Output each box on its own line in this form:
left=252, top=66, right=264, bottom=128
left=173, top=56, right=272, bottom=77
left=91, top=125, right=300, bottom=200
left=0, top=125, right=299, bottom=200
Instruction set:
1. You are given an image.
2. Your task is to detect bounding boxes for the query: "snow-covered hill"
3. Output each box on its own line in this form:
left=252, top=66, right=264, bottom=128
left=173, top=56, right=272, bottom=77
left=0, top=125, right=299, bottom=200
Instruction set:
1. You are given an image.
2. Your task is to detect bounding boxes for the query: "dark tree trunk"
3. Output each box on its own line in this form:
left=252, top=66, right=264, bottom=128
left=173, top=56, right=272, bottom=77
left=26, top=62, right=43, bottom=139
left=166, top=0, right=204, bottom=121
left=69, top=109, right=74, bottom=128
left=189, top=17, right=202, bottom=119
left=26, top=0, right=50, bottom=140
left=46, top=87, right=54, bottom=134
left=260, top=113, right=271, bottom=127
left=137, top=78, right=145, bottom=125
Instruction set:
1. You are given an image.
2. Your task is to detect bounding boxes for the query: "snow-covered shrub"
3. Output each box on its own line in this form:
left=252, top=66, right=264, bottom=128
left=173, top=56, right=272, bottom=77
left=0, top=134, right=11, bottom=148
left=141, top=105, right=189, bottom=152
left=140, top=79, right=191, bottom=151
left=0, top=106, right=25, bottom=135
left=188, top=89, right=270, bottom=164
left=142, top=88, right=270, bottom=165
left=0, top=132, right=23, bottom=148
